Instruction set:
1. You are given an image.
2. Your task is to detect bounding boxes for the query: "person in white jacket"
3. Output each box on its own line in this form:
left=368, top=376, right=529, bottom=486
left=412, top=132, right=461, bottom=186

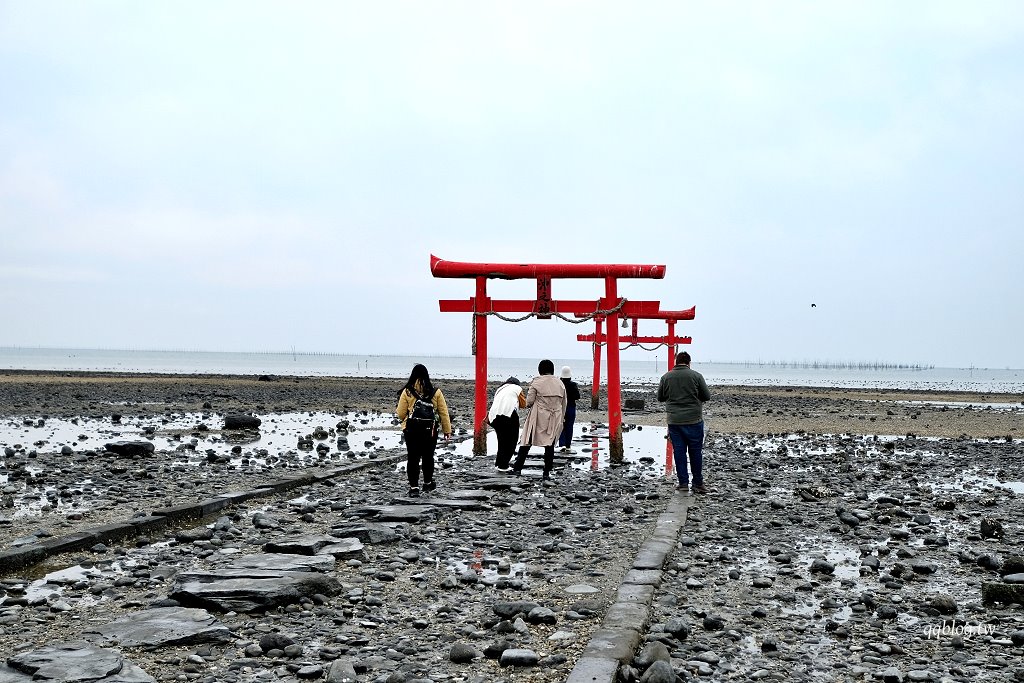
left=488, top=377, right=527, bottom=471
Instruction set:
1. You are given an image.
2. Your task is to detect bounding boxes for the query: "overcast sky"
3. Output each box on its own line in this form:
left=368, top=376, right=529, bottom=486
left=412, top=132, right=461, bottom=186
left=1, top=2, right=1021, bottom=369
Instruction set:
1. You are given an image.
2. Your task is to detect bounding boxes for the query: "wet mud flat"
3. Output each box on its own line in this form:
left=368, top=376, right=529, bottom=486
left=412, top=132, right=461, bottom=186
left=0, top=451, right=671, bottom=682
left=0, top=371, right=1023, bottom=682
left=633, top=432, right=1024, bottom=682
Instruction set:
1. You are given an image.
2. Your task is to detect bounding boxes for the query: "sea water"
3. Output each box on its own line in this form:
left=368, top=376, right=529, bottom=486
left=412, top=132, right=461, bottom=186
left=1, top=346, right=1022, bottom=393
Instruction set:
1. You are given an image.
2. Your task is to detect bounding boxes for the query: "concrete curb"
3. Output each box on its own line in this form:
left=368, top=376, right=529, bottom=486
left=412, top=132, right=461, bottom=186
left=982, top=581, right=1024, bottom=604
left=0, top=454, right=404, bottom=574
left=566, top=492, right=691, bottom=683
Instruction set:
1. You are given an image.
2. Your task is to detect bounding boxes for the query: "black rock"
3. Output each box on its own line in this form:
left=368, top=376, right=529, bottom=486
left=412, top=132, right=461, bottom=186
left=702, top=615, right=725, bottom=630
left=810, top=559, right=836, bottom=575
left=259, top=633, right=295, bottom=651
left=981, top=518, right=1004, bottom=539
left=448, top=642, right=480, bottom=663
left=103, top=441, right=155, bottom=457
left=224, top=414, right=262, bottom=429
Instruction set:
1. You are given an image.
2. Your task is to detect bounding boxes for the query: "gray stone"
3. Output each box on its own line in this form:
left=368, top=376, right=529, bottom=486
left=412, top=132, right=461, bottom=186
left=526, top=606, right=558, bottom=625
left=810, top=558, right=835, bottom=575
left=981, top=518, right=1004, bottom=539
left=499, top=648, right=539, bottom=667
left=296, top=665, right=323, bottom=679
left=1000, top=555, right=1024, bottom=576
left=928, top=594, right=958, bottom=615
left=318, top=538, right=366, bottom=560
left=703, top=615, right=725, bottom=630
left=880, top=667, right=904, bottom=683
left=264, top=535, right=336, bottom=555
left=448, top=642, right=481, bottom=663
left=493, top=601, right=540, bottom=619
left=397, top=497, right=488, bottom=511
left=103, top=441, right=155, bottom=457
left=325, top=659, right=358, bottom=683
left=633, top=641, right=670, bottom=669
left=639, top=661, right=676, bottom=683
left=170, top=568, right=341, bottom=613
left=3, top=641, right=155, bottom=682
left=224, top=415, right=261, bottom=429
left=1004, top=573, right=1024, bottom=583
left=230, top=553, right=335, bottom=573
left=259, top=633, right=294, bottom=651
left=175, top=527, right=214, bottom=543
left=837, top=510, right=860, bottom=527
left=350, top=504, right=437, bottom=522
left=665, top=616, right=690, bottom=639
left=329, top=523, right=400, bottom=545
left=83, top=607, right=231, bottom=647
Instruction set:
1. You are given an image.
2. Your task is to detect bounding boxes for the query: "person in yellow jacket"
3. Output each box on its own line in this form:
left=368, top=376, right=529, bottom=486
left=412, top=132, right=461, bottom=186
left=396, top=363, right=452, bottom=497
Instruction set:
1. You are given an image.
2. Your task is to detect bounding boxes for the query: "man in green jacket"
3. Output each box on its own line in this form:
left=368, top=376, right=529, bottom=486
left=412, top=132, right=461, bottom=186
left=657, top=351, right=712, bottom=493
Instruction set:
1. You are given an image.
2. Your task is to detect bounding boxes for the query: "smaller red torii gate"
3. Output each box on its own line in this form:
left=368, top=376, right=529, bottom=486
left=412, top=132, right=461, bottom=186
left=431, top=254, right=666, bottom=459
left=577, top=307, right=696, bottom=409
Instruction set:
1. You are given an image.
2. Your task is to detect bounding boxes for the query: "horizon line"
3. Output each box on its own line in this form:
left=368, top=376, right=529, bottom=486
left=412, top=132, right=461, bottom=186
left=0, top=345, right=1015, bottom=372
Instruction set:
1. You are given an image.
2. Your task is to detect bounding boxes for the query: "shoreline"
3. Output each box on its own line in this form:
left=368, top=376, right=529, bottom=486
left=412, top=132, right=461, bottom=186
left=2, top=369, right=1021, bottom=441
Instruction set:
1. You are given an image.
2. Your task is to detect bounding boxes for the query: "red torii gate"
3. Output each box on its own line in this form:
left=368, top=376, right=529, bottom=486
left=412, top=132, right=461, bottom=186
left=579, top=307, right=697, bottom=477
left=430, top=254, right=666, bottom=459
left=577, top=307, right=696, bottom=409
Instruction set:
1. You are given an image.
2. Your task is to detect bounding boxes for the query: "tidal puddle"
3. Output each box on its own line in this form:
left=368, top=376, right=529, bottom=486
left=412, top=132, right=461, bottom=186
left=443, top=423, right=678, bottom=479
left=0, top=411, right=405, bottom=520
left=895, top=400, right=1024, bottom=412
left=13, top=557, right=141, bottom=606
left=448, top=548, right=528, bottom=584
left=0, top=410, right=402, bottom=458
left=930, top=471, right=1024, bottom=495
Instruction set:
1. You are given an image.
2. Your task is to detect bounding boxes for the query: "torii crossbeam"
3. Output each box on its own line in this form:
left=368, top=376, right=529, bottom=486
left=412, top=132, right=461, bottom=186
left=577, top=307, right=696, bottom=409
left=431, top=254, right=666, bottom=459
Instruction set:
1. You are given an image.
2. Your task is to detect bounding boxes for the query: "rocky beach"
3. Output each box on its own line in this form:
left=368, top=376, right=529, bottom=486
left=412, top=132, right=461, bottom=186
left=0, top=371, right=1022, bottom=682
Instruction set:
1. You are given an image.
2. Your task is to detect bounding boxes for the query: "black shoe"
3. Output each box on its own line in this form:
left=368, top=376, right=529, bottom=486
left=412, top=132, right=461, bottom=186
left=542, top=471, right=550, bottom=480
left=408, top=487, right=420, bottom=497
left=423, top=481, right=436, bottom=493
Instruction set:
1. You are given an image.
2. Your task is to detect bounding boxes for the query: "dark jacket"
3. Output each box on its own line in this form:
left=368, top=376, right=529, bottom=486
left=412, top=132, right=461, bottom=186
left=657, top=365, right=711, bottom=425
left=561, top=378, right=580, bottom=405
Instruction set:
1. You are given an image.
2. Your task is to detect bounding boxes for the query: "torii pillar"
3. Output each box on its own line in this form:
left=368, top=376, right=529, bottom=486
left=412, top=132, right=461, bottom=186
left=430, top=255, right=666, bottom=460
left=580, top=307, right=696, bottom=406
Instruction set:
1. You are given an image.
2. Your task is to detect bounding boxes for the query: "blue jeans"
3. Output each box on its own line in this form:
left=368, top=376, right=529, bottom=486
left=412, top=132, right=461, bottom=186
left=558, top=404, right=577, bottom=448
left=668, top=421, right=704, bottom=487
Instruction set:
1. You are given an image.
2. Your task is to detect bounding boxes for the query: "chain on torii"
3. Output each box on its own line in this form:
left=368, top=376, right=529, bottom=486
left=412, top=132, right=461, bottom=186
left=430, top=254, right=666, bottom=459
left=577, top=306, right=696, bottom=409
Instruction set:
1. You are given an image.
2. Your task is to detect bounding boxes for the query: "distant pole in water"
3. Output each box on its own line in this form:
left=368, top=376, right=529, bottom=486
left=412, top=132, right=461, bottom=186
left=292, top=345, right=296, bottom=361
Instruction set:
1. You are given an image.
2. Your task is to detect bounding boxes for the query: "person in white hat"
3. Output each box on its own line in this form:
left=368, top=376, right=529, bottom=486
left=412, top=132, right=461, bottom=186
left=557, top=366, right=580, bottom=453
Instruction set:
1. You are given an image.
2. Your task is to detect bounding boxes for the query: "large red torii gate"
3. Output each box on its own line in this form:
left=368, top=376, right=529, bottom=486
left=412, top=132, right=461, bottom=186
left=430, top=254, right=666, bottom=459
left=578, top=307, right=696, bottom=409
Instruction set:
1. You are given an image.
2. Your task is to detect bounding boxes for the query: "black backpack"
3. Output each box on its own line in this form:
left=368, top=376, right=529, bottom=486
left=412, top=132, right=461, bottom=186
left=408, top=388, right=436, bottom=427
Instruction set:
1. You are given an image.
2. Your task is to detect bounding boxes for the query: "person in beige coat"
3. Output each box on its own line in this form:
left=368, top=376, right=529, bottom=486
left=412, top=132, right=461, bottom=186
left=512, top=359, right=567, bottom=479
